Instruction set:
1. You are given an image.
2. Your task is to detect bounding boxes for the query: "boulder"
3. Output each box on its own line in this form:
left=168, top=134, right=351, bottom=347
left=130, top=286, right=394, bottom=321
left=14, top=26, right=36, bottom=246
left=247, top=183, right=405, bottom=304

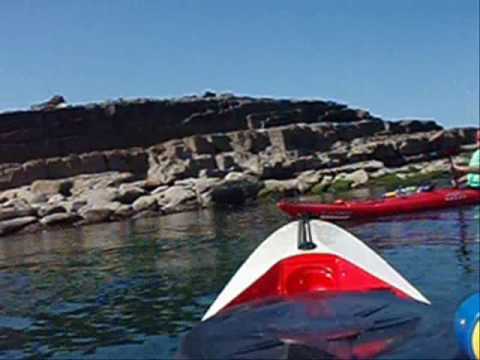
left=211, top=179, right=262, bottom=205
left=127, top=149, right=149, bottom=174
left=370, top=168, right=393, bottom=179
left=343, top=169, right=369, bottom=188
left=151, top=185, right=169, bottom=195
left=157, top=140, right=191, bottom=160
left=451, top=128, right=478, bottom=145
left=356, top=120, right=385, bottom=136
left=59, top=199, right=87, bottom=213
left=296, top=170, right=322, bottom=192
left=209, top=134, right=233, bottom=152
left=261, top=161, right=296, bottom=180
left=184, top=135, right=214, bottom=154
left=187, top=155, right=217, bottom=175
left=2, top=198, right=31, bottom=210
left=76, top=188, right=119, bottom=205
left=193, top=177, right=222, bottom=195
left=328, top=148, right=348, bottom=165
left=45, top=156, right=81, bottom=179
left=79, top=207, right=113, bottom=224
left=31, top=179, right=73, bottom=196
left=0, top=216, right=37, bottom=236
left=173, top=178, right=196, bottom=188
left=215, top=153, right=239, bottom=172
left=0, top=207, right=35, bottom=221
left=310, top=175, right=333, bottom=193
left=267, top=125, right=322, bottom=152
left=78, top=202, right=122, bottom=224
left=428, top=131, right=462, bottom=155
left=15, top=188, right=48, bottom=204
left=132, top=195, right=159, bottom=212
left=229, top=130, right=270, bottom=153
left=321, top=108, right=369, bottom=123
left=104, top=172, right=136, bottom=187
left=203, top=91, right=216, bottom=98
left=104, top=149, right=148, bottom=174
left=157, top=186, right=197, bottom=212
left=349, top=142, right=403, bottom=167
left=37, top=204, right=66, bottom=217
left=397, top=120, right=441, bottom=133
left=224, top=171, right=258, bottom=182
left=261, top=179, right=299, bottom=195
left=117, top=185, right=146, bottom=204
left=30, top=95, right=66, bottom=111
left=0, top=187, right=27, bottom=203
left=40, top=213, right=81, bottom=226
left=70, top=173, right=118, bottom=195
left=48, top=194, right=66, bottom=204
left=79, top=152, right=108, bottom=174
left=419, top=159, right=451, bottom=174
left=104, top=150, right=130, bottom=172
left=373, top=143, right=399, bottom=161
left=398, top=137, right=431, bottom=156
left=147, top=160, right=193, bottom=186
left=290, top=157, right=326, bottom=173
left=113, top=205, right=134, bottom=219
left=22, top=160, right=48, bottom=183
left=234, top=153, right=263, bottom=176
left=247, top=109, right=302, bottom=129
left=334, top=123, right=363, bottom=141
left=0, top=166, right=25, bottom=191
left=198, top=168, right=226, bottom=178
left=128, top=180, right=148, bottom=190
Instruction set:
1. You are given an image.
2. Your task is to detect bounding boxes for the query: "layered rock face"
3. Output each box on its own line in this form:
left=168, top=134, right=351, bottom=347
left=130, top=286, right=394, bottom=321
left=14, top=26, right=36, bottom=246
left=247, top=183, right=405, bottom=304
left=0, top=93, right=477, bottom=236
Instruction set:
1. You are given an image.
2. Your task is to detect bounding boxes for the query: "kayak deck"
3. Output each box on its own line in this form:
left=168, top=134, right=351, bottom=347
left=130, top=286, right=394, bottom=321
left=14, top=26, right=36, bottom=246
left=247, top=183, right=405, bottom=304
left=278, top=188, right=480, bottom=220
left=202, top=220, right=429, bottom=321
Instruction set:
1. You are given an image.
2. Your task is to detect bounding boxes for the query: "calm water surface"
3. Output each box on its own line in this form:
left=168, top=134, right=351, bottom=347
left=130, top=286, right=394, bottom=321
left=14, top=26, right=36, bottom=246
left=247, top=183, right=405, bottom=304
left=0, top=194, right=478, bottom=359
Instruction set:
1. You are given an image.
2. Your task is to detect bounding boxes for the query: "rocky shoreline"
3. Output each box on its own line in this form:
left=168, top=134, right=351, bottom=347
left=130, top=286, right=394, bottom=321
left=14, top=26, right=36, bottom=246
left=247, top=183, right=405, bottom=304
left=0, top=93, right=477, bottom=237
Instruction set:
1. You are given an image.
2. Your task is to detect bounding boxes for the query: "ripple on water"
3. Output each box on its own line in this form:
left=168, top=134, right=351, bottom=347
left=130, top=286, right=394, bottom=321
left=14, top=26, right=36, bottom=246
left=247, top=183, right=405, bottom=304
left=0, top=316, right=33, bottom=331
left=0, top=203, right=478, bottom=359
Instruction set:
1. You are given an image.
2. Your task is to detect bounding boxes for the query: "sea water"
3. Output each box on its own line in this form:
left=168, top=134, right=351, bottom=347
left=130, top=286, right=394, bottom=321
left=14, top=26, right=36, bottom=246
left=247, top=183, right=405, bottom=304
left=0, top=200, right=478, bottom=359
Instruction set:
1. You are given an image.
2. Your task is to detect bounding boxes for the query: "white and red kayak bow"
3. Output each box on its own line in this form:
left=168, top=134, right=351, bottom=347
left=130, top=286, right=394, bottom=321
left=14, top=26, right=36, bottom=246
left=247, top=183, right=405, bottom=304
left=203, top=219, right=429, bottom=321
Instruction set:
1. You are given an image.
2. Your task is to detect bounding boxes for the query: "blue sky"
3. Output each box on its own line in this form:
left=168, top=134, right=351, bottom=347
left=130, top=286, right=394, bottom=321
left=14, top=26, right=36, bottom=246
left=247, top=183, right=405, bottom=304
left=1, top=0, right=478, bottom=127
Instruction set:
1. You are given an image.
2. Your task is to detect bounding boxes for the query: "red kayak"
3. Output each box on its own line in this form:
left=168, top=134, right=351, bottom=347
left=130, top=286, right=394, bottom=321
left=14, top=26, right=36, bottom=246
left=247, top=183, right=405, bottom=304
left=278, top=188, right=480, bottom=220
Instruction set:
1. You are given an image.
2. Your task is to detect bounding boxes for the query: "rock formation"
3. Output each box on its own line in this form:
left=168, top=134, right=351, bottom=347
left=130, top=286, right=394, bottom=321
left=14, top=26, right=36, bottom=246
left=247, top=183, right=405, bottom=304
left=30, top=95, right=67, bottom=111
left=0, top=93, right=477, bottom=236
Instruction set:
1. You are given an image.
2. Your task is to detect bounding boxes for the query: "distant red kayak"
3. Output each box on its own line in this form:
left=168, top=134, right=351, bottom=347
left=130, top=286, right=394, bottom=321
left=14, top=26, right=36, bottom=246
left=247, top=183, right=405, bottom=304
left=277, top=188, right=480, bottom=220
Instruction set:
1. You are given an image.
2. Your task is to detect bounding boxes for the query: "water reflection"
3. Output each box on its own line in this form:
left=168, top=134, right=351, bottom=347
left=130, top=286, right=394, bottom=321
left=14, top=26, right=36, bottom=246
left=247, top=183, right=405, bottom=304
left=178, top=292, right=424, bottom=360
left=0, top=200, right=478, bottom=359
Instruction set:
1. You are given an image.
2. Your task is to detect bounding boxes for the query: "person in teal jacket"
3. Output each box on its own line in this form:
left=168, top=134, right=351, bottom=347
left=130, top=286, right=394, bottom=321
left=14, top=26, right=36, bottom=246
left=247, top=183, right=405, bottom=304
left=452, top=130, right=480, bottom=189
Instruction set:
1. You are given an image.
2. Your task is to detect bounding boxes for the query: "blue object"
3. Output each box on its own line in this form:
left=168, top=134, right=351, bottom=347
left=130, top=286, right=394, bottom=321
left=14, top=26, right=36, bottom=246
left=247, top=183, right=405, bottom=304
left=455, top=293, right=480, bottom=359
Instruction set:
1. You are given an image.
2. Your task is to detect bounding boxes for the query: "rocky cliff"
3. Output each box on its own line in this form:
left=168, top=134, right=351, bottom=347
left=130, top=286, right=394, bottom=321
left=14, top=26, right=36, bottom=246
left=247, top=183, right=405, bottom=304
left=0, top=93, right=477, bottom=236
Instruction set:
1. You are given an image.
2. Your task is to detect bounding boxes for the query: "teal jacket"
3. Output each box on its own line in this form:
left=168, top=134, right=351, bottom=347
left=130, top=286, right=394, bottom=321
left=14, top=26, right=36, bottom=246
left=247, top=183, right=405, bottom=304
left=467, top=149, right=480, bottom=188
